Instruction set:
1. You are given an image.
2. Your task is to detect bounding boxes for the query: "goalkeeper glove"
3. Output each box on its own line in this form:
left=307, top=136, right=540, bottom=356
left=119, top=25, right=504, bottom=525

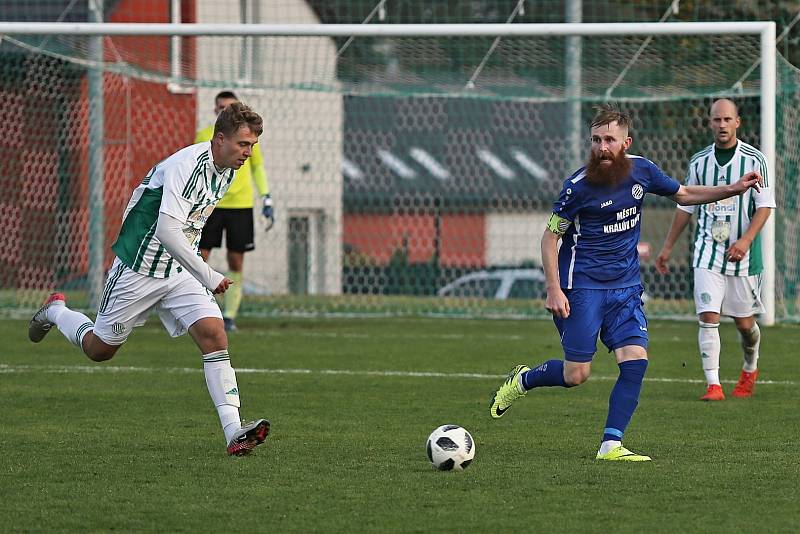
left=262, top=194, right=275, bottom=230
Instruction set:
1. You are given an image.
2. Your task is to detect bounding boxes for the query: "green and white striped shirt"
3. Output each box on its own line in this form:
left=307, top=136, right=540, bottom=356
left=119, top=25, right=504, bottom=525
left=111, top=142, right=234, bottom=278
left=678, top=141, right=775, bottom=276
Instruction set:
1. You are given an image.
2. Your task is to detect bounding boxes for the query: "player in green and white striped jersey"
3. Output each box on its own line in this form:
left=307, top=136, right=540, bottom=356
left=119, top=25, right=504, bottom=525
left=28, top=102, right=271, bottom=456
left=656, top=99, right=775, bottom=401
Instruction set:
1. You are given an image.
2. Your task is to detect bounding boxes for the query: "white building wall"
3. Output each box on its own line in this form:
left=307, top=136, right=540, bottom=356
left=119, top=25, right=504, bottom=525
left=195, top=0, right=342, bottom=296
left=485, top=212, right=549, bottom=266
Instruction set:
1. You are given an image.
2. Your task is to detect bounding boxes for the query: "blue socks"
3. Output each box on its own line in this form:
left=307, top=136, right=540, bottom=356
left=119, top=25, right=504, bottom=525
left=520, top=358, right=648, bottom=445
left=602, top=359, right=648, bottom=443
left=521, top=359, right=569, bottom=389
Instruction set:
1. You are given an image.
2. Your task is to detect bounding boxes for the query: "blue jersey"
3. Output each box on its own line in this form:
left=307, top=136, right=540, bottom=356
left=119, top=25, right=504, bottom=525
left=552, top=155, right=680, bottom=289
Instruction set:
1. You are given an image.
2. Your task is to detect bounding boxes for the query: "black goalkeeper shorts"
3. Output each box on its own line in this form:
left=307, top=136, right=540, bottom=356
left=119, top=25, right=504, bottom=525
left=199, top=208, right=255, bottom=253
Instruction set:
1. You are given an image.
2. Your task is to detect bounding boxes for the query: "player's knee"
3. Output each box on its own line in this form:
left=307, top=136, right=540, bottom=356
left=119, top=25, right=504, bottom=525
left=698, top=312, right=720, bottom=325
left=207, top=330, right=228, bottom=350
left=565, top=373, right=590, bottom=386
left=564, top=365, right=590, bottom=386
left=734, top=318, right=756, bottom=335
left=200, top=324, right=227, bottom=348
left=189, top=318, right=228, bottom=353
left=82, top=333, right=119, bottom=362
left=86, top=345, right=117, bottom=362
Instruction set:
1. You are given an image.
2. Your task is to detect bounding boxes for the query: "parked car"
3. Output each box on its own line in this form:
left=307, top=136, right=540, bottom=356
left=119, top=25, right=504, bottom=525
left=438, top=268, right=651, bottom=303
left=437, top=269, right=547, bottom=300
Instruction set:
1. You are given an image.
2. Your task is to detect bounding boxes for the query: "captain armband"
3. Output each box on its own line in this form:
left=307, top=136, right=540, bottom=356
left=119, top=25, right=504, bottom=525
left=547, top=213, right=572, bottom=236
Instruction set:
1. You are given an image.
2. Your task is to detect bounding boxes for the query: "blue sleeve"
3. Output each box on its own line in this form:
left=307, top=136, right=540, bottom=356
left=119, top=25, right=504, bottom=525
left=552, top=179, right=582, bottom=221
left=647, top=160, right=680, bottom=197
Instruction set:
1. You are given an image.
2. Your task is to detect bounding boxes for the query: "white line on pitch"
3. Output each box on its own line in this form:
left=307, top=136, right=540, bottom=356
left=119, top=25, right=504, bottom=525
left=0, top=363, right=794, bottom=386
left=246, top=330, right=527, bottom=341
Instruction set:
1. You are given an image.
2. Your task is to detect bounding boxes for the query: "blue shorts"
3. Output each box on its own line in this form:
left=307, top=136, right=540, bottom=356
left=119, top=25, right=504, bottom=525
left=553, top=285, right=648, bottom=363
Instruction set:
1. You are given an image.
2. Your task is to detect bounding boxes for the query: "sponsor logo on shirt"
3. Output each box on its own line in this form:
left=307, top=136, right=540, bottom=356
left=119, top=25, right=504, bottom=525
left=705, top=197, right=737, bottom=215
left=603, top=206, right=640, bottom=234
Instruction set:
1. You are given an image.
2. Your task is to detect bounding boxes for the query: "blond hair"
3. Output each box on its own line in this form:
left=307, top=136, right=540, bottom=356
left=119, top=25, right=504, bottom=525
left=590, top=103, right=632, bottom=132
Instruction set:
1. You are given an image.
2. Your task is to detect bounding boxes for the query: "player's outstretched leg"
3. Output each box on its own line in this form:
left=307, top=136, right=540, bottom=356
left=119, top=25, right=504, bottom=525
left=490, top=360, right=573, bottom=419
left=227, top=419, right=270, bottom=456
left=28, top=292, right=66, bottom=342
left=489, top=365, right=530, bottom=418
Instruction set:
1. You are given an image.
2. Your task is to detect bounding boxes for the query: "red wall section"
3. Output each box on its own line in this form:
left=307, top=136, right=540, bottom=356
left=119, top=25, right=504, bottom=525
left=439, top=214, right=485, bottom=267
left=344, top=214, right=485, bottom=267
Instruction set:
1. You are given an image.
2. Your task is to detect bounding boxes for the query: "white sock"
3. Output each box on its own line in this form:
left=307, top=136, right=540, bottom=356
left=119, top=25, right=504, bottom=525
left=51, top=305, right=94, bottom=349
left=516, top=372, right=526, bottom=393
left=599, top=440, right=621, bottom=455
left=203, top=350, right=241, bottom=443
left=699, top=322, right=721, bottom=386
left=740, top=324, right=760, bottom=373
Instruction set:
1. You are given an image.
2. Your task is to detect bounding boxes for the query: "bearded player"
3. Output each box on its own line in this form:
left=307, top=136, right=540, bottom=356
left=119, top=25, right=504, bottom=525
left=489, top=103, right=763, bottom=461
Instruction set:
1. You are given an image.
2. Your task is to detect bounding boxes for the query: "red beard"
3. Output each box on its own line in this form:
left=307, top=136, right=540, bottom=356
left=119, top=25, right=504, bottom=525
left=585, top=147, right=633, bottom=187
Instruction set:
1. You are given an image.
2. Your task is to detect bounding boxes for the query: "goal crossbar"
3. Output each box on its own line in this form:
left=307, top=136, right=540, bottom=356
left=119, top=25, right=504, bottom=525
left=0, top=21, right=775, bottom=37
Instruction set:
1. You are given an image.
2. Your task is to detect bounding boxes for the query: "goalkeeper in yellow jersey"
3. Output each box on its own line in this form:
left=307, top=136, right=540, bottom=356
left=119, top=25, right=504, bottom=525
left=197, top=91, right=273, bottom=332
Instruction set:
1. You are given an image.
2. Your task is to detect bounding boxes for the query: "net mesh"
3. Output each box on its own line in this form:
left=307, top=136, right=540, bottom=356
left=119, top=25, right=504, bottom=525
left=1, top=0, right=799, bottom=321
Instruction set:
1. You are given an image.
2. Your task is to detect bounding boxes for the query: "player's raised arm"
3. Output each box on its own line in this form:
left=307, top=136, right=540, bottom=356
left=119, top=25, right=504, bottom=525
left=671, top=170, right=762, bottom=206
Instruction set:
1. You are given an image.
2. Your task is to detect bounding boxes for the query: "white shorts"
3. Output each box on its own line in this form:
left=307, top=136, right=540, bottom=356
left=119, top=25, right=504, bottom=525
left=93, top=258, right=222, bottom=345
left=693, top=268, right=765, bottom=318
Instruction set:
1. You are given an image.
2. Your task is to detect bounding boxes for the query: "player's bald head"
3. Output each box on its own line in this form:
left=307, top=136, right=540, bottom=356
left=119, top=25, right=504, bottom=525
left=708, top=98, right=741, bottom=149
left=710, top=98, right=739, bottom=118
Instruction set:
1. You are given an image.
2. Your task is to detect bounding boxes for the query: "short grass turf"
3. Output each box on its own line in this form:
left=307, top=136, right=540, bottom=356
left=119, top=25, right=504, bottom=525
left=1, top=317, right=799, bottom=532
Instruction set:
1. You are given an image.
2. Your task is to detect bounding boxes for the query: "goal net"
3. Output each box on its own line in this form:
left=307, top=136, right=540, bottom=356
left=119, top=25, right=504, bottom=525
left=1, top=8, right=797, bottom=322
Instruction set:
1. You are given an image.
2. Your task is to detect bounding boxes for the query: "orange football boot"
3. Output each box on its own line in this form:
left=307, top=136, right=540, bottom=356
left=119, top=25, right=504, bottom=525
left=700, top=384, right=725, bottom=401
left=732, top=369, right=759, bottom=398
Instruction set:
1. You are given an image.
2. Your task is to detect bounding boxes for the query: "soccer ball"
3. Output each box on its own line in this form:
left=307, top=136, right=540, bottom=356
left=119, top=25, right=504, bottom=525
left=426, top=424, right=475, bottom=471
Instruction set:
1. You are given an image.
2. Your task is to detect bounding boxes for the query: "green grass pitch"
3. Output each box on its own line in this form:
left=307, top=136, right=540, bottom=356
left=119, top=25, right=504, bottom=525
left=2, top=317, right=799, bottom=532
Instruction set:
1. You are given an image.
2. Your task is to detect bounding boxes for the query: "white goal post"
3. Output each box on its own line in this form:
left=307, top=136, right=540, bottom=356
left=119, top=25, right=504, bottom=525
left=0, top=21, right=777, bottom=324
